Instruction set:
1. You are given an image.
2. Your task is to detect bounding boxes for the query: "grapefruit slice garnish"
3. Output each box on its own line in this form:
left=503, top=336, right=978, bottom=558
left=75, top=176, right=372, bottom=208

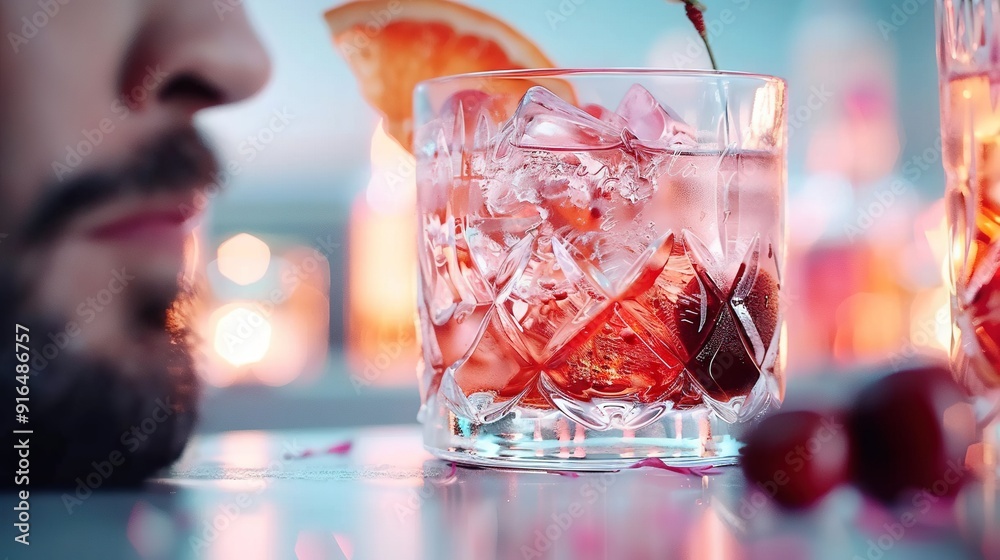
left=324, top=0, right=563, bottom=150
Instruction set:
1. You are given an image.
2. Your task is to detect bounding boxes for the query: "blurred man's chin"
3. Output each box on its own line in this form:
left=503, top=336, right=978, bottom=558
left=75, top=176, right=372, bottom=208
left=1, top=268, right=200, bottom=487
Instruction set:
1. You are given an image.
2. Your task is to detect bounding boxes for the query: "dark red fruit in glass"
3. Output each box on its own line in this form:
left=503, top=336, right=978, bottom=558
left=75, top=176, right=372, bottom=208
left=740, top=410, right=850, bottom=509
left=677, top=269, right=780, bottom=402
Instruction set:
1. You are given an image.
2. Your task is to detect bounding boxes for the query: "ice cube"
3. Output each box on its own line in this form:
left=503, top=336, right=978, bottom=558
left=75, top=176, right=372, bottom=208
left=616, top=84, right=697, bottom=147
left=583, top=103, right=629, bottom=130
left=510, top=86, right=624, bottom=150
left=464, top=113, right=497, bottom=182
left=483, top=143, right=615, bottom=224
left=482, top=167, right=542, bottom=217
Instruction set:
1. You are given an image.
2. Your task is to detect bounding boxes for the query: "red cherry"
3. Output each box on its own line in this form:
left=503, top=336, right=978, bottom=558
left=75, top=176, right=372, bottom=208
left=740, top=410, right=851, bottom=509
left=675, top=269, right=780, bottom=402
left=847, top=364, right=975, bottom=504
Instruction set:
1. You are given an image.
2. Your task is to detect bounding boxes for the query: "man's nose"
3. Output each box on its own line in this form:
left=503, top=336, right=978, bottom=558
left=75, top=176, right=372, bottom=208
left=121, top=1, right=272, bottom=114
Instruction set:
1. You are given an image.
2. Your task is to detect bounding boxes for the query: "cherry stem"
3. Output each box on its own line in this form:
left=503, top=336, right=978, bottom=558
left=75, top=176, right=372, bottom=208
left=681, top=0, right=718, bottom=71
left=701, top=35, right=718, bottom=71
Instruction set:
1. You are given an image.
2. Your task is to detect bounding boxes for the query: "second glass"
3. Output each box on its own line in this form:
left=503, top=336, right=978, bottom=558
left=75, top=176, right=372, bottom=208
left=937, top=0, right=1000, bottom=394
left=415, top=69, right=787, bottom=469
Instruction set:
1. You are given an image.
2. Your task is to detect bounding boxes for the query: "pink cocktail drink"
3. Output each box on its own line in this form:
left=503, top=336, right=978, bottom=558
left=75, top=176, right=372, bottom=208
left=938, top=0, right=1000, bottom=394
left=415, top=70, right=787, bottom=469
left=940, top=72, right=1000, bottom=391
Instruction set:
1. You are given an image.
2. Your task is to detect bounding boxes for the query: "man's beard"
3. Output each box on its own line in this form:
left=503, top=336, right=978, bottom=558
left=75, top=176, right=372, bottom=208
left=1, top=127, right=216, bottom=487
left=1, top=276, right=200, bottom=487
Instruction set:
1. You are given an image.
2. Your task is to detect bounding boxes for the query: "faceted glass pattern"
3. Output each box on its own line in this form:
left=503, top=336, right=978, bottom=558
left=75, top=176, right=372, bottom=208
left=938, top=0, right=1000, bottom=393
left=415, top=70, right=787, bottom=468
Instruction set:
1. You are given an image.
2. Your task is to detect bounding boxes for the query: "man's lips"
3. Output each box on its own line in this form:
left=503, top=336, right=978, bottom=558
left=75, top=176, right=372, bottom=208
left=80, top=190, right=202, bottom=247
left=88, top=208, right=192, bottom=241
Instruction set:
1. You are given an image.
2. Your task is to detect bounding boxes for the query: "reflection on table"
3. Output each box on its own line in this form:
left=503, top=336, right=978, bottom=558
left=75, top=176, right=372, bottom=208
left=8, top=425, right=995, bottom=560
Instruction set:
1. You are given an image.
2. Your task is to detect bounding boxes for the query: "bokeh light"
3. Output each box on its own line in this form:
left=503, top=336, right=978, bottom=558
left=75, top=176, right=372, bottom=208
left=217, top=233, right=272, bottom=286
left=365, top=119, right=416, bottom=214
left=212, top=303, right=273, bottom=367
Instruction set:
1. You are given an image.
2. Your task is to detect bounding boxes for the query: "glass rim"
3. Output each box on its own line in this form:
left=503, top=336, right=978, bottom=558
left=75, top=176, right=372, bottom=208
left=416, top=67, right=787, bottom=89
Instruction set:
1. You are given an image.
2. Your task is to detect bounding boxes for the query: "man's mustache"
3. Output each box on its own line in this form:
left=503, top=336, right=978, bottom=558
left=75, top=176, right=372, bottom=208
left=18, top=127, right=218, bottom=244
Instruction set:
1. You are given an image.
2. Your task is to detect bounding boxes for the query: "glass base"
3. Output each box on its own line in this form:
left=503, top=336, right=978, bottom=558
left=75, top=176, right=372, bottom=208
left=420, top=395, right=749, bottom=471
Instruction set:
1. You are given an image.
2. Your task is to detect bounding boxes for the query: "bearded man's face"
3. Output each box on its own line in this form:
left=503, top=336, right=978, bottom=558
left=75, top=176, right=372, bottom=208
left=0, top=0, right=270, bottom=485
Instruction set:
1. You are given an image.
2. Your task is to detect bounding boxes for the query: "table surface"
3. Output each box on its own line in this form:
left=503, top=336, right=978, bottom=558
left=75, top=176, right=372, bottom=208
left=4, top=424, right=997, bottom=560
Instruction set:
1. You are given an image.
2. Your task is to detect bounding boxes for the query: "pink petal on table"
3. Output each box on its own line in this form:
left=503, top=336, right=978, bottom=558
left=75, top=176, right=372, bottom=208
left=326, top=441, right=353, bottom=455
left=548, top=471, right=580, bottom=478
left=627, top=457, right=720, bottom=476
left=282, top=441, right=352, bottom=460
left=431, top=462, right=458, bottom=485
